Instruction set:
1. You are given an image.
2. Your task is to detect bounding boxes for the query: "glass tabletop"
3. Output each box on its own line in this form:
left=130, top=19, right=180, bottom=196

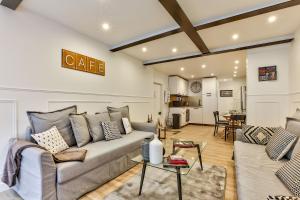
left=131, top=140, right=207, bottom=175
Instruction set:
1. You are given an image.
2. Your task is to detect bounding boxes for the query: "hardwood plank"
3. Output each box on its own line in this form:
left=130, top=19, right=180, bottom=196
left=110, top=1, right=300, bottom=52
left=144, top=38, right=293, bottom=66
left=158, top=0, right=209, bottom=54
left=0, top=0, right=22, bottom=10
left=80, top=125, right=237, bottom=200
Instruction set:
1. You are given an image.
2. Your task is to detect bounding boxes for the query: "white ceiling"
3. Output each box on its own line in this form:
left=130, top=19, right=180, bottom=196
left=152, top=51, right=247, bottom=80
left=18, top=0, right=300, bottom=79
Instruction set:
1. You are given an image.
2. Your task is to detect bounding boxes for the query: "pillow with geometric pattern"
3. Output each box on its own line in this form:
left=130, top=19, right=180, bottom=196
left=101, top=121, right=122, bottom=141
left=267, top=195, right=300, bottom=200
left=276, top=152, right=300, bottom=197
left=31, top=126, right=69, bottom=154
left=241, top=125, right=277, bottom=145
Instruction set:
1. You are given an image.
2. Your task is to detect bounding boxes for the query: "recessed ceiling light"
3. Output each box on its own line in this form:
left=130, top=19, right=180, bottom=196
left=233, top=74, right=237, bottom=77
left=223, top=79, right=227, bottom=82
left=191, top=75, right=195, bottom=78
left=172, top=48, right=178, bottom=53
left=235, top=60, right=240, bottom=64
left=201, top=64, right=206, bottom=69
left=268, top=15, right=277, bottom=23
left=142, top=47, right=147, bottom=52
left=210, top=73, right=214, bottom=76
left=232, top=34, right=239, bottom=40
left=102, top=23, right=110, bottom=31
left=234, top=71, right=237, bottom=74
left=234, top=66, right=239, bottom=70
left=180, top=67, right=184, bottom=71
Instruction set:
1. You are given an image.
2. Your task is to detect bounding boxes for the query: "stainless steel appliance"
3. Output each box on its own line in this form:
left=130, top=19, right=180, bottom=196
left=241, top=86, right=247, bottom=112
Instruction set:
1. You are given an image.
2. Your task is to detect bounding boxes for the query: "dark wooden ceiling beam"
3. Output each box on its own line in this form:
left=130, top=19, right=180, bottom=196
left=144, top=38, right=293, bottom=66
left=1, top=0, right=23, bottom=10
left=158, top=0, right=209, bottom=54
left=110, top=0, right=300, bottom=52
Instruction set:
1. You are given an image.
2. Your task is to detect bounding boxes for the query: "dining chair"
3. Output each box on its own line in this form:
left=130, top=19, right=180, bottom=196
left=225, top=114, right=246, bottom=141
left=213, top=111, right=229, bottom=136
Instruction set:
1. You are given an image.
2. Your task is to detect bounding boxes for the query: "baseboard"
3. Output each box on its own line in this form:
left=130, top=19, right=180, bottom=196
left=188, top=123, right=214, bottom=126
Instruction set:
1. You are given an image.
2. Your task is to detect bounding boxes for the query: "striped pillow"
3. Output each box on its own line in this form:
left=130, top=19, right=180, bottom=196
left=241, top=125, right=276, bottom=145
left=101, top=121, right=122, bottom=141
left=267, top=195, right=300, bottom=200
left=276, top=152, right=300, bottom=197
left=265, top=128, right=297, bottom=160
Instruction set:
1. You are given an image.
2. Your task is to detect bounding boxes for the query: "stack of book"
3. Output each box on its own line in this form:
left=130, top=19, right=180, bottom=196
left=163, top=155, right=189, bottom=168
left=173, top=140, right=195, bottom=148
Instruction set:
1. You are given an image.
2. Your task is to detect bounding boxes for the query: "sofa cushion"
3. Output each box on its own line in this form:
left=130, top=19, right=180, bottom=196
left=286, top=118, right=300, bottom=159
left=70, top=113, right=91, bottom=147
left=85, top=112, right=110, bottom=142
left=107, top=106, right=130, bottom=120
left=109, top=112, right=126, bottom=134
left=234, top=141, right=292, bottom=200
left=241, top=125, right=276, bottom=145
left=56, top=130, right=153, bottom=184
left=27, top=105, right=77, bottom=146
left=276, top=152, right=300, bottom=197
left=266, top=128, right=297, bottom=161
left=102, top=121, right=122, bottom=141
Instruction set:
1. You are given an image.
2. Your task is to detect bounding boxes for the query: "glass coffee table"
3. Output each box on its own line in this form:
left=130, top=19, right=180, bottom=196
left=131, top=140, right=207, bottom=200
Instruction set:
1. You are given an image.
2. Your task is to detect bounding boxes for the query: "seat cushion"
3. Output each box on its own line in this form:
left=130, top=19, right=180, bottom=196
left=56, top=130, right=153, bottom=184
left=234, top=141, right=293, bottom=200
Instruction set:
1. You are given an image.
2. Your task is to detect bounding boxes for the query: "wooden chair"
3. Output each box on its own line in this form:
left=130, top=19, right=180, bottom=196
left=213, top=111, right=229, bottom=137
left=225, top=114, right=246, bottom=141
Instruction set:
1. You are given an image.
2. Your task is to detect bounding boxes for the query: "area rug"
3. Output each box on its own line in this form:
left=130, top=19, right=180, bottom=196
left=0, top=189, right=22, bottom=200
left=104, top=164, right=226, bottom=200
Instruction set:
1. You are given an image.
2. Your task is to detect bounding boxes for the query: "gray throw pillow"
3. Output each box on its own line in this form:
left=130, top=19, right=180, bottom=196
left=70, top=113, right=91, bottom=147
left=109, top=112, right=125, bottom=134
left=27, top=105, right=77, bottom=146
left=107, top=106, right=130, bottom=120
left=85, top=112, right=110, bottom=142
left=265, top=128, right=298, bottom=161
left=286, top=119, right=300, bottom=159
left=276, top=152, right=300, bottom=197
left=102, top=121, right=122, bottom=141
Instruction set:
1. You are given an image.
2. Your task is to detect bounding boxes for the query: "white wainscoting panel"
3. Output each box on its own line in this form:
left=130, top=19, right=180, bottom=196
left=254, top=102, right=280, bottom=126
left=0, top=100, right=17, bottom=192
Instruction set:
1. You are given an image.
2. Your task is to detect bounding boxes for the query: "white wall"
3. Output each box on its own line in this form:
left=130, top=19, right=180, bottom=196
left=289, top=27, right=300, bottom=114
left=247, top=44, right=290, bottom=127
left=218, top=78, right=246, bottom=115
left=0, top=6, right=167, bottom=191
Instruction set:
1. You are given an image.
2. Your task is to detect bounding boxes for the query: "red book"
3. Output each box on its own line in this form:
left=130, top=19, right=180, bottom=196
left=168, top=160, right=188, bottom=165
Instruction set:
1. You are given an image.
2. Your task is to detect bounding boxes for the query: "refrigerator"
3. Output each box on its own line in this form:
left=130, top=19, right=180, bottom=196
left=241, top=86, right=247, bottom=112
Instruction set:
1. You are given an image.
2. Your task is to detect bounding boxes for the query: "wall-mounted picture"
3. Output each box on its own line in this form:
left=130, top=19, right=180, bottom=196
left=258, top=66, right=277, bottom=81
left=220, top=90, right=233, bottom=97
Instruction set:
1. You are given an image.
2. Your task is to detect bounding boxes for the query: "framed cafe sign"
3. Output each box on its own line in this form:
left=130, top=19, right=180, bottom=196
left=62, top=49, right=105, bottom=76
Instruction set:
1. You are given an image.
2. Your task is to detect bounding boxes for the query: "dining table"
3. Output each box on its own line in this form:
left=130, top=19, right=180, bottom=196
left=222, top=112, right=247, bottom=141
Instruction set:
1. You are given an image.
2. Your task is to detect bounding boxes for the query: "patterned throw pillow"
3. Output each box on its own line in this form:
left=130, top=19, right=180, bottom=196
left=266, top=128, right=298, bottom=160
left=276, top=152, right=300, bottom=197
left=122, top=118, right=132, bottom=134
left=101, top=121, right=122, bottom=141
left=241, top=125, right=276, bottom=145
left=267, top=195, right=300, bottom=200
left=31, top=126, right=69, bottom=154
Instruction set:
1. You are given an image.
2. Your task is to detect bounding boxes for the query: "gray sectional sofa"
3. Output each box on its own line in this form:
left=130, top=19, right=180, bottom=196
left=13, top=122, right=155, bottom=200
left=234, top=117, right=300, bottom=200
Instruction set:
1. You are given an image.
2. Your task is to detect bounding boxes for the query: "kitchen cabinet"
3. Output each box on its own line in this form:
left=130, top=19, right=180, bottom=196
left=202, top=77, right=218, bottom=125
left=169, top=76, right=188, bottom=95
left=169, top=107, right=189, bottom=127
left=189, top=107, right=203, bottom=124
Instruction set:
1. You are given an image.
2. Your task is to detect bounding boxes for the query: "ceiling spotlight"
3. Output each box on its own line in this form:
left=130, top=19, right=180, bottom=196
left=191, top=75, right=195, bottom=78
left=234, top=71, right=237, bottom=74
left=268, top=15, right=277, bottom=23
left=142, top=47, right=147, bottom=52
left=235, top=60, right=240, bottom=64
left=210, top=73, right=214, bottom=76
left=232, top=34, right=239, bottom=40
left=180, top=67, right=184, bottom=71
left=172, top=48, right=178, bottom=53
left=201, top=64, right=206, bottom=69
left=233, top=74, right=237, bottom=77
left=223, top=79, right=227, bottom=82
left=234, top=66, right=239, bottom=70
left=102, top=23, right=110, bottom=31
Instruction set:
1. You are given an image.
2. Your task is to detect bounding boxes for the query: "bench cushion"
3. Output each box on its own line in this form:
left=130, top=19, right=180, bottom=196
left=56, top=130, right=153, bottom=183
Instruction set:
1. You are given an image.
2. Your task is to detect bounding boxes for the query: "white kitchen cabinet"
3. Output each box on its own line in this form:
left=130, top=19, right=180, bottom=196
left=169, top=107, right=188, bottom=127
left=201, top=77, right=218, bottom=125
left=202, top=77, right=217, bottom=95
left=168, top=76, right=188, bottom=95
left=189, top=107, right=203, bottom=124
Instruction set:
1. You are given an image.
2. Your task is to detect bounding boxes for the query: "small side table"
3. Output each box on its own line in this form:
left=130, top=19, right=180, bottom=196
left=172, top=140, right=204, bottom=170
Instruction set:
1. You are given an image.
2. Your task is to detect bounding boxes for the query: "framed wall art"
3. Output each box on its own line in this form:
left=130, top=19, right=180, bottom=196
left=220, top=90, right=233, bottom=97
left=258, top=66, right=277, bottom=81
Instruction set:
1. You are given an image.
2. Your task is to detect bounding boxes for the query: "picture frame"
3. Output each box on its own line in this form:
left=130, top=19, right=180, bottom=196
left=220, top=90, right=233, bottom=97
left=258, top=66, right=277, bottom=81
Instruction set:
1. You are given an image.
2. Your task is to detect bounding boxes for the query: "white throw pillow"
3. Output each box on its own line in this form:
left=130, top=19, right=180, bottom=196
left=31, top=126, right=69, bottom=154
left=122, top=118, right=132, bottom=134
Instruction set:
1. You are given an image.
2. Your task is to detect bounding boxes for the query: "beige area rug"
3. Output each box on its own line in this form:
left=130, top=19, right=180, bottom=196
left=104, top=164, right=226, bottom=200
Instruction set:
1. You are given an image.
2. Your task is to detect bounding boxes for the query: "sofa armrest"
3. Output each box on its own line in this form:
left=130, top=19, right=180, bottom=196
left=13, top=147, right=57, bottom=200
left=131, top=122, right=157, bottom=134
left=235, top=129, right=243, bottom=141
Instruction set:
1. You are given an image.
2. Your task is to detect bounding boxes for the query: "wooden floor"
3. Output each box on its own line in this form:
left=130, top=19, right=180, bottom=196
left=81, top=125, right=237, bottom=200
